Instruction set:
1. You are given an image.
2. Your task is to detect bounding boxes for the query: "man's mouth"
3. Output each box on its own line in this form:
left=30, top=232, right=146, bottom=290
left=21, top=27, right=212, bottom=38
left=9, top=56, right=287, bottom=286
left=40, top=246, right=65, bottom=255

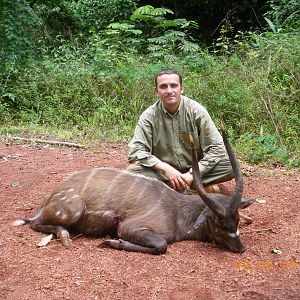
left=166, top=95, right=176, bottom=100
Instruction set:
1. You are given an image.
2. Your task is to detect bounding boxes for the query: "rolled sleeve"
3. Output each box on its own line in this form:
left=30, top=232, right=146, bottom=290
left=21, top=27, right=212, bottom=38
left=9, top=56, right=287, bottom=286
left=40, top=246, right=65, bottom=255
left=128, top=113, right=161, bottom=167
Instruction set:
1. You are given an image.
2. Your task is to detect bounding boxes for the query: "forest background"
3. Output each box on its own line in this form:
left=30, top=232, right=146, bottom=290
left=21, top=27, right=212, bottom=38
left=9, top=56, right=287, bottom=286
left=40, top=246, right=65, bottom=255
left=0, top=0, right=299, bottom=167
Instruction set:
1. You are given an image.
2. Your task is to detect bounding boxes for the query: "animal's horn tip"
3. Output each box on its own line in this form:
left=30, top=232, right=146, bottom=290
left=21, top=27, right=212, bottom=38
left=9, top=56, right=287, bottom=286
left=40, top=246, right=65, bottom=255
left=188, top=132, right=194, bottom=145
left=220, top=120, right=225, bottom=132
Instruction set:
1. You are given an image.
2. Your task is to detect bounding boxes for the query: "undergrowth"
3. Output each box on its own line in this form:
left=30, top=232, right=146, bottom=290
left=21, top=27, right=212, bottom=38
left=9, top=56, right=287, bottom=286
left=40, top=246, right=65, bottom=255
left=0, top=32, right=299, bottom=168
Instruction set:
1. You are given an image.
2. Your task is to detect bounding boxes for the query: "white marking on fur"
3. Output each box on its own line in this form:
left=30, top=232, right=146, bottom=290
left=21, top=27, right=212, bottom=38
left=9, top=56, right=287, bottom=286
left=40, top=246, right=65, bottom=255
left=81, top=169, right=97, bottom=193
left=53, top=191, right=63, bottom=198
left=124, top=170, right=162, bottom=182
left=86, top=210, right=111, bottom=218
left=71, top=195, right=80, bottom=199
left=228, top=230, right=240, bottom=238
left=61, top=214, right=68, bottom=220
left=122, top=178, right=163, bottom=224
left=74, top=211, right=81, bottom=219
left=103, top=210, right=114, bottom=218
left=121, top=175, right=146, bottom=203
left=13, top=220, right=26, bottom=226
left=103, top=172, right=125, bottom=199
left=55, top=211, right=61, bottom=216
left=67, top=188, right=75, bottom=192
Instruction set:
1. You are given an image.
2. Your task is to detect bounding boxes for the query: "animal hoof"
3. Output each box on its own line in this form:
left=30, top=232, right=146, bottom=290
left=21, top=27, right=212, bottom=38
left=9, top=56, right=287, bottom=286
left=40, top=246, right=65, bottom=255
left=58, top=229, right=71, bottom=247
left=61, top=238, right=72, bottom=247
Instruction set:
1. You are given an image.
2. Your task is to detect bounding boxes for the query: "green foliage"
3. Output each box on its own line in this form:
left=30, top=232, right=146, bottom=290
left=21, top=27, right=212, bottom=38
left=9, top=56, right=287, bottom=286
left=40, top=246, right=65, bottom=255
left=0, top=0, right=40, bottom=77
left=68, top=0, right=137, bottom=31
left=264, top=0, right=300, bottom=32
left=239, top=132, right=299, bottom=167
left=0, top=51, right=159, bottom=140
left=98, top=5, right=199, bottom=55
left=183, top=31, right=300, bottom=166
left=132, top=5, right=173, bottom=18
left=0, top=0, right=299, bottom=167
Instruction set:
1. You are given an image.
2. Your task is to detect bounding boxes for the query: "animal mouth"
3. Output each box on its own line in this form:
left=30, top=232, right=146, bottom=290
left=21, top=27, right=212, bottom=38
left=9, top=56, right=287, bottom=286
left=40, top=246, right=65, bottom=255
left=214, top=240, right=245, bottom=253
left=230, top=246, right=245, bottom=253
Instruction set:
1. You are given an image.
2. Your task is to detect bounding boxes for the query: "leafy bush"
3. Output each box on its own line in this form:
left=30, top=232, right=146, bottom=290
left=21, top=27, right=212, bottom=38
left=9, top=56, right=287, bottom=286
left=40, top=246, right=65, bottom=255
left=0, top=0, right=40, bottom=77
left=239, top=133, right=299, bottom=167
left=97, top=5, right=199, bottom=55
left=0, top=2, right=299, bottom=167
left=264, top=0, right=300, bottom=32
left=68, top=0, right=137, bottom=31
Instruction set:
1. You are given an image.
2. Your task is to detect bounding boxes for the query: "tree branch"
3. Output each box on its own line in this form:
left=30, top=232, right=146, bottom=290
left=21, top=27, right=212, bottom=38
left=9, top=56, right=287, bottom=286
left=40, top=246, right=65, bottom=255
left=8, top=136, right=85, bottom=148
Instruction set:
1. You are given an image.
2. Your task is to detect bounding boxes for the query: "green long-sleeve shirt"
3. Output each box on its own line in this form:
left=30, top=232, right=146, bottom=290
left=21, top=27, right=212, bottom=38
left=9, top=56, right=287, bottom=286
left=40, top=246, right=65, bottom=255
left=128, top=95, right=228, bottom=176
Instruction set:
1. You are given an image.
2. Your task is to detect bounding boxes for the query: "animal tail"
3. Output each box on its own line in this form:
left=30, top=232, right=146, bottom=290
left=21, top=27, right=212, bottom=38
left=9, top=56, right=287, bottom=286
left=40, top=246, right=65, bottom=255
left=12, top=208, right=43, bottom=226
left=13, top=218, right=32, bottom=226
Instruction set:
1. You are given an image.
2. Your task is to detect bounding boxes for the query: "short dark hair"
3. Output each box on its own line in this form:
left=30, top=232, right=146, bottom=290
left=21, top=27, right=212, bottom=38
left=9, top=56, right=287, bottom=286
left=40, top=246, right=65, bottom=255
left=155, top=68, right=182, bottom=87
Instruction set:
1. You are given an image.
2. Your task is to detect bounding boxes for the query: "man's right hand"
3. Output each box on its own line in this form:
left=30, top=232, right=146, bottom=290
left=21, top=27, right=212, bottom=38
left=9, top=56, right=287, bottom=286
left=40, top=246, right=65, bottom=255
left=154, top=162, right=189, bottom=191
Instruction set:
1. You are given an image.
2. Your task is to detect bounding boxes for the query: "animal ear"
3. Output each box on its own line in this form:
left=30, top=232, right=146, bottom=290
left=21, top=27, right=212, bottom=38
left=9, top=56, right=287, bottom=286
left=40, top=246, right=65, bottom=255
left=239, top=197, right=255, bottom=209
left=194, top=207, right=212, bottom=229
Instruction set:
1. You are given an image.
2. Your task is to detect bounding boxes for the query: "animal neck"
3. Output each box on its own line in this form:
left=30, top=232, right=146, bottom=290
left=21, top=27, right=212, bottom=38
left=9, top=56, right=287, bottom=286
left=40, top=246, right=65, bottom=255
left=172, top=194, right=208, bottom=240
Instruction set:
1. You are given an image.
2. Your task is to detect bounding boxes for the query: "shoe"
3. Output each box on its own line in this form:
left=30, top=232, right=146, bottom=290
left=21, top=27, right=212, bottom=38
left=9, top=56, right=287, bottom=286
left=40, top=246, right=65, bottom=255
left=204, top=184, right=221, bottom=194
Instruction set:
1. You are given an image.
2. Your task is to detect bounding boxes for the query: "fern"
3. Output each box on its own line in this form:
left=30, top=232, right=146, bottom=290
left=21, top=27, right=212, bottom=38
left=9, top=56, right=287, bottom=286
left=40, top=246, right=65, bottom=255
left=178, top=40, right=200, bottom=53
left=132, top=5, right=173, bottom=19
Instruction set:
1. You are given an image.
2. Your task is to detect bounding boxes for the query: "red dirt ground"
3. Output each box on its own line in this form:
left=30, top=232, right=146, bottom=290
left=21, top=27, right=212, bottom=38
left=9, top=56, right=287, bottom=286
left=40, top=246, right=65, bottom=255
left=0, top=141, right=299, bottom=300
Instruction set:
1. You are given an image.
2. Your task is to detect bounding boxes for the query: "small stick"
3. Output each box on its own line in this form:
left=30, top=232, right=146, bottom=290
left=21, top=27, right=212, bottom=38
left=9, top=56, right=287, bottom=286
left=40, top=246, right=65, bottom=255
left=15, top=207, right=34, bottom=211
left=8, top=136, right=84, bottom=148
left=72, top=233, right=83, bottom=240
left=239, top=213, right=253, bottom=224
left=242, top=228, right=275, bottom=234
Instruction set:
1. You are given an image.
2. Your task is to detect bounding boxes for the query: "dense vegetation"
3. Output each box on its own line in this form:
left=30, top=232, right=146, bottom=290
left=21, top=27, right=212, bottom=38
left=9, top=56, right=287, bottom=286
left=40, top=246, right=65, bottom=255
left=0, top=0, right=299, bottom=167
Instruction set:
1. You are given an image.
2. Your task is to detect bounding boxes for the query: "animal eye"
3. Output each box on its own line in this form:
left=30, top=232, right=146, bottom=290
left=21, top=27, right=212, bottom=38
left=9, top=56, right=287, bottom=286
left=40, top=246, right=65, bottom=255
left=218, top=219, right=226, bottom=228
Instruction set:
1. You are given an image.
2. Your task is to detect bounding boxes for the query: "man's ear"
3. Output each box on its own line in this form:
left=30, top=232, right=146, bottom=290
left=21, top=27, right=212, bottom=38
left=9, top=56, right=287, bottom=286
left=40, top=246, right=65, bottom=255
left=181, top=85, right=184, bottom=94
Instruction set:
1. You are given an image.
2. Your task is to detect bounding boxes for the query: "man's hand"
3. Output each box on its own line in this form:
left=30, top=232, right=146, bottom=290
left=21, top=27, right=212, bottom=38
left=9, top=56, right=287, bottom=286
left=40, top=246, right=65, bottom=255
left=154, top=162, right=192, bottom=191
left=181, top=172, right=193, bottom=186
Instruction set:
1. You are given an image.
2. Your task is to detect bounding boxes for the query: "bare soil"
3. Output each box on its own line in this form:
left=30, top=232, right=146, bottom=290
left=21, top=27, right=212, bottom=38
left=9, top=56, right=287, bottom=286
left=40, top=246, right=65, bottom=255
left=0, top=141, right=299, bottom=300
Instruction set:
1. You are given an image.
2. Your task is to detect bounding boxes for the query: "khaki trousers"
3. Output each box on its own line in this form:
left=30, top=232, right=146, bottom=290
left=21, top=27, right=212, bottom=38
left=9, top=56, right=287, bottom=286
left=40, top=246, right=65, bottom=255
left=126, top=157, right=234, bottom=186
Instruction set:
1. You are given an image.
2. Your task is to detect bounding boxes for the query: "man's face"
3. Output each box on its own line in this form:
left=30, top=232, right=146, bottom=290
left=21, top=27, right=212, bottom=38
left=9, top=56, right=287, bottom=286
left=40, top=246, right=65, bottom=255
left=155, top=74, right=184, bottom=112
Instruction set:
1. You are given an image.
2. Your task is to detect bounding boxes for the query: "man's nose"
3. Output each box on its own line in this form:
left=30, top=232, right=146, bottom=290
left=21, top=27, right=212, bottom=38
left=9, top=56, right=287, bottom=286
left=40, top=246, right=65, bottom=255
left=166, top=86, right=172, bottom=93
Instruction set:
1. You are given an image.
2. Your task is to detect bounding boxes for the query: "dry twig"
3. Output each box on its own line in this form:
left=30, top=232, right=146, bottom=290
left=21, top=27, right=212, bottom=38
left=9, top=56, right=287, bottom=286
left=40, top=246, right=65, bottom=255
left=9, top=136, right=84, bottom=148
left=242, top=228, right=275, bottom=234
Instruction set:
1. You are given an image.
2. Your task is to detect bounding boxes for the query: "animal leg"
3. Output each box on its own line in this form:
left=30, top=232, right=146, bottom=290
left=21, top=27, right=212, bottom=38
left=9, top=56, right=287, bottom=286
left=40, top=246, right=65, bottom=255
left=239, top=197, right=255, bottom=224
left=99, top=228, right=168, bottom=255
left=30, top=220, right=72, bottom=247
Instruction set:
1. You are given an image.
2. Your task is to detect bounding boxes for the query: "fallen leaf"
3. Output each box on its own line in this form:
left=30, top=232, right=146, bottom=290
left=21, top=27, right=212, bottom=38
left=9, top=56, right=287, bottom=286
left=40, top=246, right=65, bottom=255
left=271, top=248, right=282, bottom=255
left=37, top=234, right=53, bottom=247
left=256, top=199, right=267, bottom=204
left=188, top=266, right=197, bottom=273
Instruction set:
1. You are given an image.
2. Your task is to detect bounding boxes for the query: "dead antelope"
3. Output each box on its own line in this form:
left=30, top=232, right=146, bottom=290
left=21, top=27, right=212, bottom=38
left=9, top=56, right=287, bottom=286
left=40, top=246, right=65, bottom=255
left=14, top=127, right=254, bottom=254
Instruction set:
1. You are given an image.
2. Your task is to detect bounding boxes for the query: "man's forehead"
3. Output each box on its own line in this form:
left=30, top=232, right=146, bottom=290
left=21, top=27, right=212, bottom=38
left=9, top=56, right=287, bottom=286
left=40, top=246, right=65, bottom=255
left=156, top=74, right=181, bottom=85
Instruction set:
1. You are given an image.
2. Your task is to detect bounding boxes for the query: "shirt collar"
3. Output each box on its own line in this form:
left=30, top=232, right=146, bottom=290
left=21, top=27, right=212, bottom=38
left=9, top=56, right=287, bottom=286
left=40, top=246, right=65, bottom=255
left=161, top=95, right=183, bottom=116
